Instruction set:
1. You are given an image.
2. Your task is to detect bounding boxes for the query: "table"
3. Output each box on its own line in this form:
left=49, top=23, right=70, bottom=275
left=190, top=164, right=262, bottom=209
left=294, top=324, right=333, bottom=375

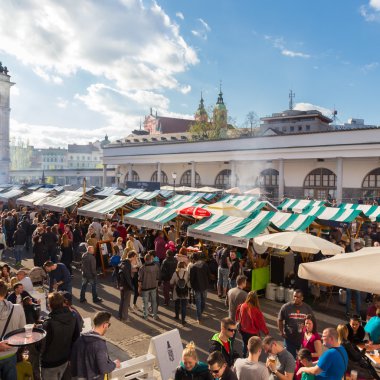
left=357, top=343, right=380, bottom=368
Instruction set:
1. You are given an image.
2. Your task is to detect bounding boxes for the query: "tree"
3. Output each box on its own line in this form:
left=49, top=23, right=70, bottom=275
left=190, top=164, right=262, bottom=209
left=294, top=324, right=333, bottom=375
left=189, top=120, right=223, bottom=140
left=245, top=111, right=259, bottom=136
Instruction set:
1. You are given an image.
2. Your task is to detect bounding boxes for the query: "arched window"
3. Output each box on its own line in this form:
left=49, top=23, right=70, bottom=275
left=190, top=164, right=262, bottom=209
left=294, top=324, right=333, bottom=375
left=362, top=168, right=380, bottom=198
left=125, top=170, right=139, bottom=183
left=304, top=168, right=336, bottom=200
left=215, top=169, right=238, bottom=189
left=180, top=170, right=201, bottom=186
left=257, top=168, right=279, bottom=199
left=150, top=170, right=168, bottom=185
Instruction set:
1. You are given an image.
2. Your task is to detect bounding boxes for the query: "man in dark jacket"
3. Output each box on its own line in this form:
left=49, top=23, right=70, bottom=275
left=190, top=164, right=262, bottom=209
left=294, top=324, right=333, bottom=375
left=41, top=226, right=58, bottom=262
left=71, top=311, right=120, bottom=379
left=13, top=223, right=26, bottom=267
left=41, top=292, right=78, bottom=379
left=207, top=351, right=238, bottom=380
left=79, top=245, right=102, bottom=303
left=44, top=261, right=72, bottom=294
left=118, top=251, right=135, bottom=322
left=160, top=249, right=177, bottom=306
left=138, top=253, right=160, bottom=320
left=228, top=250, right=240, bottom=289
left=209, top=317, right=239, bottom=368
left=7, top=283, right=37, bottom=305
left=189, top=253, right=209, bottom=324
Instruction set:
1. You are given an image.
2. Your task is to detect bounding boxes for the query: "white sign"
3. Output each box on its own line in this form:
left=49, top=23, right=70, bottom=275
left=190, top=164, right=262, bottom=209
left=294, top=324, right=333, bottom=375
left=148, top=329, right=183, bottom=380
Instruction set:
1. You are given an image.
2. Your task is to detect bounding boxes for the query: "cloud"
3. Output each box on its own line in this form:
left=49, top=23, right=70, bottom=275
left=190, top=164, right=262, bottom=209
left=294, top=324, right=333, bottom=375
left=176, top=12, right=184, bottom=20
left=56, top=97, right=69, bottom=109
left=264, top=35, right=310, bottom=59
left=180, top=85, right=191, bottom=94
left=361, top=62, right=379, bottom=73
left=294, top=102, right=332, bottom=117
left=360, top=1, right=380, bottom=21
left=191, top=18, right=211, bottom=40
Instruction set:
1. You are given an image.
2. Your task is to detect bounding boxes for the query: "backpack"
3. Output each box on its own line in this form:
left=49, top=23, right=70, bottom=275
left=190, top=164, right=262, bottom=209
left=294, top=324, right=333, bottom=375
left=175, top=272, right=188, bottom=298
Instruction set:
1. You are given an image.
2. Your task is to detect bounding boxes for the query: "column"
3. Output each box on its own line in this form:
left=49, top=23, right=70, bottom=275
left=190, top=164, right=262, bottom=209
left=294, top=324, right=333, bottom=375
left=128, top=164, right=133, bottom=183
left=230, top=160, right=237, bottom=188
left=191, top=161, right=196, bottom=188
left=157, top=162, right=161, bottom=184
left=102, top=164, right=107, bottom=187
left=278, top=158, right=284, bottom=201
left=115, top=166, right=120, bottom=187
left=336, top=157, right=343, bottom=204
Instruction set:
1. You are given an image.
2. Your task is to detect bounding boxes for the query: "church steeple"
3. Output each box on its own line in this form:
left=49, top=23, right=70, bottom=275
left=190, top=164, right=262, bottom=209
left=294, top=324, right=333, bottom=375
left=213, top=82, right=227, bottom=130
left=216, top=82, right=224, bottom=105
left=195, top=92, right=208, bottom=122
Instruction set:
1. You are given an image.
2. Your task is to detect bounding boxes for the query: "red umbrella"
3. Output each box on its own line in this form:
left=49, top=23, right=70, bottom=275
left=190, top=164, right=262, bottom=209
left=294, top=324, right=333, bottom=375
left=178, top=206, right=211, bottom=218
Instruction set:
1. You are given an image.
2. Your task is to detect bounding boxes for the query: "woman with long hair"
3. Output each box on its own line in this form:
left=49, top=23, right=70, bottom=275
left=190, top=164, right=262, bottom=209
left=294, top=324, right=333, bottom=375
left=236, top=290, right=269, bottom=358
left=170, top=261, right=189, bottom=325
left=60, top=233, right=73, bottom=275
left=174, top=341, right=212, bottom=380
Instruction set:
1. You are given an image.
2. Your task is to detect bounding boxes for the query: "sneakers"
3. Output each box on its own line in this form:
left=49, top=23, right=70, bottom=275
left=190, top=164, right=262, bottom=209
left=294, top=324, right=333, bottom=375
left=93, top=298, right=103, bottom=303
left=153, top=315, right=160, bottom=320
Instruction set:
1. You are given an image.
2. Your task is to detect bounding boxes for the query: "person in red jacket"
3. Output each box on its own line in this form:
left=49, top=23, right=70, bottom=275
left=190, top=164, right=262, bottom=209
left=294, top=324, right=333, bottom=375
left=236, top=290, right=269, bottom=358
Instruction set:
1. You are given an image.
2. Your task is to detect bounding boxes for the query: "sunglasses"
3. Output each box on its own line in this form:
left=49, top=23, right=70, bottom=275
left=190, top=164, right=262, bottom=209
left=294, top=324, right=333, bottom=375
left=209, top=368, right=221, bottom=374
left=227, top=328, right=237, bottom=332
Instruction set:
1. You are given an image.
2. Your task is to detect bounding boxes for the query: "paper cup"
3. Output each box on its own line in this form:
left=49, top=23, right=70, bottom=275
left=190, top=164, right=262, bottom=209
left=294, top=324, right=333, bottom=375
left=24, top=324, right=34, bottom=338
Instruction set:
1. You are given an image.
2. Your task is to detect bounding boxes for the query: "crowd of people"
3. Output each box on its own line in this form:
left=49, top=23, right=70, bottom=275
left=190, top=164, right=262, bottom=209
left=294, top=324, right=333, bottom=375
left=0, top=207, right=380, bottom=379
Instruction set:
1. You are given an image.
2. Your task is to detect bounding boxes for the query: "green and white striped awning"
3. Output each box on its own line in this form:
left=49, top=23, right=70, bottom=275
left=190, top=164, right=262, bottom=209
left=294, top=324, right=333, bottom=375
left=124, top=205, right=179, bottom=230
left=225, top=199, right=277, bottom=213
left=278, top=198, right=325, bottom=213
left=94, top=187, right=122, bottom=197
left=16, top=192, right=51, bottom=207
left=190, top=192, right=218, bottom=202
left=187, top=211, right=274, bottom=248
left=77, top=195, right=135, bottom=218
left=166, top=194, right=204, bottom=209
left=270, top=212, right=316, bottom=231
left=135, top=190, right=161, bottom=201
left=42, top=191, right=83, bottom=212
left=219, top=195, right=258, bottom=203
left=304, top=206, right=363, bottom=223
left=339, top=203, right=380, bottom=222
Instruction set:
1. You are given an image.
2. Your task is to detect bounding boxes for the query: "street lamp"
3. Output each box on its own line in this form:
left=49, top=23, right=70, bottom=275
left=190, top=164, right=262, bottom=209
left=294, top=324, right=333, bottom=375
left=172, top=172, right=177, bottom=194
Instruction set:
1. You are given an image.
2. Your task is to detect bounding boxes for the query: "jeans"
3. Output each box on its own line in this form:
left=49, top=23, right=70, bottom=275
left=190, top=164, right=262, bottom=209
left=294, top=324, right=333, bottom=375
left=119, top=289, right=133, bottom=320
left=80, top=277, right=98, bottom=301
left=284, top=338, right=299, bottom=359
left=162, top=280, right=171, bottom=305
left=132, top=272, right=139, bottom=305
left=41, top=362, right=68, bottom=380
left=217, top=267, right=229, bottom=289
left=194, top=290, right=207, bottom=321
left=142, top=289, right=157, bottom=318
left=175, top=299, right=187, bottom=322
left=0, top=354, right=17, bottom=380
left=14, top=244, right=24, bottom=263
left=346, top=289, right=361, bottom=316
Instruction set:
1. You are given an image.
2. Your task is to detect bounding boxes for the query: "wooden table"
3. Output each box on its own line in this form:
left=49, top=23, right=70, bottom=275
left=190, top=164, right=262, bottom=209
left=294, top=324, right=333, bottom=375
left=357, top=343, right=380, bottom=368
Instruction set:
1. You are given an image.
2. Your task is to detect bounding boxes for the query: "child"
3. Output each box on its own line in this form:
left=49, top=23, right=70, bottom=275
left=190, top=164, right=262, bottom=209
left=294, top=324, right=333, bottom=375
left=298, top=348, right=315, bottom=380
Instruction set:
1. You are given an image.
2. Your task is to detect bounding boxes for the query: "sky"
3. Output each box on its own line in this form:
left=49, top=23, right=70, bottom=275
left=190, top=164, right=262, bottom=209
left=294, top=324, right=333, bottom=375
left=1, top=0, right=380, bottom=148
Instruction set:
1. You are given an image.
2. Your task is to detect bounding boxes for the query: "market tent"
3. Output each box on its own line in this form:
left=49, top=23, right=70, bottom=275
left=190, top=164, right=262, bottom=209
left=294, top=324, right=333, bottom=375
left=219, top=194, right=258, bottom=203
left=42, top=191, right=83, bottom=212
left=27, top=185, right=43, bottom=190
left=187, top=211, right=274, bottom=248
left=0, top=189, right=25, bottom=201
left=94, top=187, right=122, bottom=197
left=254, top=231, right=344, bottom=255
left=197, top=186, right=222, bottom=193
left=339, top=203, right=380, bottom=222
left=124, top=205, right=180, bottom=230
left=190, top=192, right=218, bottom=202
left=304, top=206, right=364, bottom=223
left=224, top=199, right=277, bottom=213
left=134, top=190, right=161, bottom=201
left=206, top=202, right=251, bottom=217
left=270, top=212, right=316, bottom=232
left=244, top=188, right=268, bottom=195
left=166, top=194, right=204, bottom=208
left=298, top=247, right=380, bottom=294
left=123, top=188, right=145, bottom=197
left=278, top=198, right=325, bottom=213
left=33, top=196, right=55, bottom=206
left=77, top=195, right=134, bottom=218
left=16, top=192, right=51, bottom=207
left=225, top=187, right=242, bottom=194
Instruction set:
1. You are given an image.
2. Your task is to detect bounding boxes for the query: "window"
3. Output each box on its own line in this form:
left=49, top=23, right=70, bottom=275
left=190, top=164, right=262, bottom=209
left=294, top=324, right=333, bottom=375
left=306, top=125, right=310, bottom=131
left=303, top=168, right=336, bottom=200
left=282, top=127, right=287, bottom=132
left=215, top=169, right=237, bottom=189
left=126, top=170, right=140, bottom=182
left=290, top=126, right=294, bottom=132
left=257, top=168, right=279, bottom=199
left=298, top=126, right=302, bottom=131
left=180, top=170, right=201, bottom=186
left=151, top=170, right=168, bottom=185
left=362, top=168, right=380, bottom=198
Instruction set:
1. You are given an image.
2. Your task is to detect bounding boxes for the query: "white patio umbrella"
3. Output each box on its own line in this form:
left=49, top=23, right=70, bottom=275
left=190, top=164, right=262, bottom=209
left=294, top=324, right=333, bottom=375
left=197, top=186, right=221, bottom=193
left=225, top=187, right=242, bottom=194
left=206, top=202, right=250, bottom=218
left=298, top=247, right=380, bottom=294
left=253, top=231, right=344, bottom=256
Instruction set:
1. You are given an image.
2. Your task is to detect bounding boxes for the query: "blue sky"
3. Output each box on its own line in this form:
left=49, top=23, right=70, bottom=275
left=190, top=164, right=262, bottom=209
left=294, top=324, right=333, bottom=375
left=1, top=0, right=380, bottom=148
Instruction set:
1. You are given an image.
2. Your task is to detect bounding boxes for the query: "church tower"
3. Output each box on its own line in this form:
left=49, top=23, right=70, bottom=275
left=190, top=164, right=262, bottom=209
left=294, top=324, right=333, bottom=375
left=213, top=83, right=227, bottom=130
left=0, top=63, right=14, bottom=184
left=194, top=92, right=208, bottom=122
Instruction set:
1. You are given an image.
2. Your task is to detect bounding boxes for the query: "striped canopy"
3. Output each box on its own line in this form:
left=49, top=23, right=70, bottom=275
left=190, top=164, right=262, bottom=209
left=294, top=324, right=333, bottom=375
left=42, top=191, right=83, bottom=212
left=224, top=199, right=277, bottom=213
left=219, top=195, right=258, bottom=203
left=94, top=187, right=122, bottom=197
left=278, top=198, right=325, bottom=213
left=270, top=212, right=316, bottom=231
left=339, top=203, right=380, bottom=222
left=16, top=192, right=51, bottom=207
left=0, top=189, right=25, bottom=201
left=77, top=195, right=135, bottom=218
left=305, top=206, right=363, bottom=223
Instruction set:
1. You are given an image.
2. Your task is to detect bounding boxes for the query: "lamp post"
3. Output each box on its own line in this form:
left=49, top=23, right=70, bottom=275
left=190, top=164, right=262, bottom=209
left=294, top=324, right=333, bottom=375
left=172, top=172, right=177, bottom=194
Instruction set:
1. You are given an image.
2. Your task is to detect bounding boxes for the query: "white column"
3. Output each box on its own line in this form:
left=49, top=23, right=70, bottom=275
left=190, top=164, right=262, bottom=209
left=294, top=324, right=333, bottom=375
left=336, top=157, right=343, bottom=204
left=157, top=162, right=161, bottom=184
left=191, top=161, right=196, bottom=188
left=278, top=158, right=284, bottom=201
left=230, top=160, right=237, bottom=188
left=128, top=164, right=133, bottom=183
left=102, top=164, right=107, bottom=187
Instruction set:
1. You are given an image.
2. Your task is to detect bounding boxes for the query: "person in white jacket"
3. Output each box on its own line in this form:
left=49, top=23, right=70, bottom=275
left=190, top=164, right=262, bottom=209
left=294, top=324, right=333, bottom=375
left=170, top=261, right=190, bottom=326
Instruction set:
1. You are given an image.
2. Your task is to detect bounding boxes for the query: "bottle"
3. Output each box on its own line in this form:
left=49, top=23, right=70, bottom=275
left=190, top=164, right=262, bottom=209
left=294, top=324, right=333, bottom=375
left=167, top=341, right=174, bottom=362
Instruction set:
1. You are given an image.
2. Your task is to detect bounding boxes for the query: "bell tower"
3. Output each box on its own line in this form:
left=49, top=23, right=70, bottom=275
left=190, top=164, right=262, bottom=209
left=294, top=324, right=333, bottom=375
left=0, top=62, right=14, bottom=184
left=213, top=82, right=227, bottom=130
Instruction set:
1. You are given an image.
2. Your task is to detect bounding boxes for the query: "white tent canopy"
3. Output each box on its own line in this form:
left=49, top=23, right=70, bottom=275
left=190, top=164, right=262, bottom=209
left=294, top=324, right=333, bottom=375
left=298, top=247, right=380, bottom=294
left=0, top=189, right=24, bottom=201
left=16, top=192, right=51, bottom=207
left=42, top=191, right=83, bottom=212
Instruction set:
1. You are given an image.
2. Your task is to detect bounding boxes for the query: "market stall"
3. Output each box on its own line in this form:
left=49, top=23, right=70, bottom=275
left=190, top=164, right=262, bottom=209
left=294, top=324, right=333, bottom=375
left=16, top=191, right=52, bottom=207
left=41, top=191, right=86, bottom=213
left=278, top=198, right=326, bottom=213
